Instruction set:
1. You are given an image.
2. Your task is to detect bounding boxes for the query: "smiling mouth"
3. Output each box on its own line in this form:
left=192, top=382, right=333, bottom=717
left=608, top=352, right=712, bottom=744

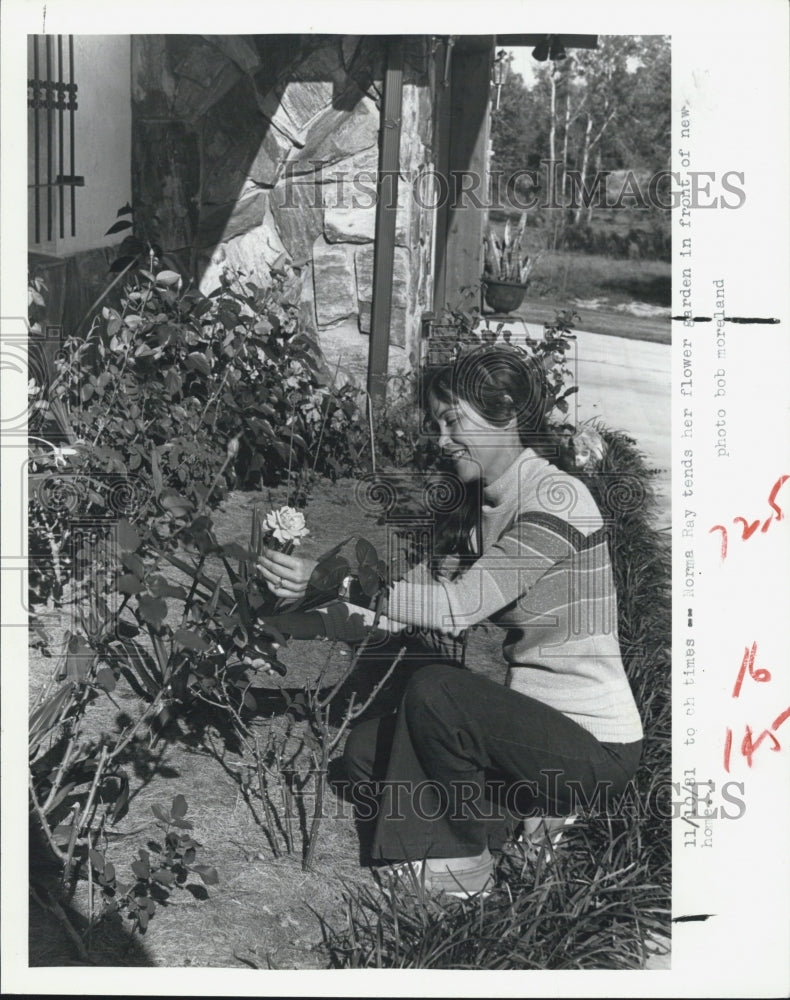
left=444, top=448, right=469, bottom=461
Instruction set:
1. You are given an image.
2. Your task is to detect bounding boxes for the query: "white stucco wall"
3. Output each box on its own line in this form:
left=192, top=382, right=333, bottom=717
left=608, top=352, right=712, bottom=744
left=28, top=35, right=131, bottom=255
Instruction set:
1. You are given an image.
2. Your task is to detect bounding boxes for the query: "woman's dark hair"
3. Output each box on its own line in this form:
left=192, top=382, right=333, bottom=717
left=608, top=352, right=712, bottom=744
left=419, top=344, right=553, bottom=453
left=417, top=345, right=565, bottom=573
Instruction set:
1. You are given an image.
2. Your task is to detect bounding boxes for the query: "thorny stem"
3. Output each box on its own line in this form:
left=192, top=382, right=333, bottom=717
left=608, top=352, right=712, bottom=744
left=30, top=885, right=93, bottom=964
left=76, top=744, right=109, bottom=841
left=329, top=646, right=404, bottom=756
left=302, top=729, right=329, bottom=873
left=254, top=732, right=281, bottom=858
left=286, top=403, right=296, bottom=498
left=73, top=253, right=137, bottom=337
left=179, top=553, right=206, bottom=629
left=107, top=691, right=168, bottom=762
left=90, top=341, right=132, bottom=451
left=30, top=645, right=68, bottom=713
left=41, top=733, right=81, bottom=814
left=277, top=746, right=295, bottom=855
left=310, top=354, right=343, bottom=479
left=29, top=770, right=67, bottom=863
left=35, top=505, right=64, bottom=594
left=366, top=390, right=377, bottom=476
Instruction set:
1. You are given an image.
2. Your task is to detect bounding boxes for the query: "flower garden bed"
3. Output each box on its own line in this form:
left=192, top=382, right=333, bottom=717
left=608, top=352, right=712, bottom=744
left=27, top=252, right=670, bottom=970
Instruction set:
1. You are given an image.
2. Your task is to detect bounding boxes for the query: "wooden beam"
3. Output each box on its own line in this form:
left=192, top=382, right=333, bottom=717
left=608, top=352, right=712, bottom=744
left=367, top=37, right=404, bottom=405
left=431, top=37, right=453, bottom=318
left=442, top=38, right=493, bottom=313
left=495, top=34, right=598, bottom=49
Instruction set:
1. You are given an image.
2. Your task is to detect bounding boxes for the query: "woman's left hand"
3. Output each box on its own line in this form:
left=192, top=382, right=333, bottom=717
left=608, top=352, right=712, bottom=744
left=257, top=547, right=318, bottom=603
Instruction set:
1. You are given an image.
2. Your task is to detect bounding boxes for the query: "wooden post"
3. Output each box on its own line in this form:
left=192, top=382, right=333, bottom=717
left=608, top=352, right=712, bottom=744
left=367, top=37, right=404, bottom=407
left=439, top=37, right=493, bottom=314
left=431, top=37, right=454, bottom=319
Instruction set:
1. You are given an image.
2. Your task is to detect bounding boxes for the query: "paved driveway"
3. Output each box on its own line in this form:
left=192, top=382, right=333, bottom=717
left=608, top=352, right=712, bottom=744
left=508, top=321, right=671, bottom=527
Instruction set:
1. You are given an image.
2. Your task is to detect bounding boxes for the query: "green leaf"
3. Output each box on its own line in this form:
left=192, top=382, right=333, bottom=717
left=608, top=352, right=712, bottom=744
left=358, top=565, right=380, bottom=598
left=355, top=537, right=378, bottom=568
left=185, top=352, right=211, bottom=377
left=121, top=551, right=145, bottom=577
left=132, top=857, right=150, bottom=880
left=138, top=595, right=168, bottom=625
left=148, top=576, right=187, bottom=599
left=160, top=492, right=194, bottom=517
left=109, top=775, right=130, bottom=825
left=193, top=865, right=219, bottom=886
left=153, top=867, right=175, bottom=886
left=117, top=638, right=162, bottom=695
left=242, top=690, right=257, bottom=711
left=151, top=447, right=163, bottom=497
left=52, top=824, right=75, bottom=847
left=308, top=554, right=350, bottom=594
left=171, top=793, right=188, bottom=820
left=117, top=518, right=141, bottom=552
left=222, top=542, right=255, bottom=562
left=117, top=573, right=142, bottom=595
left=66, top=634, right=94, bottom=682
left=89, top=849, right=106, bottom=872
left=29, top=685, right=75, bottom=743
left=96, top=666, right=117, bottom=692
left=105, top=219, right=133, bottom=235
left=168, top=816, right=193, bottom=830
left=151, top=803, right=170, bottom=823
left=156, top=270, right=181, bottom=286
left=42, top=781, right=77, bottom=817
left=316, top=536, right=354, bottom=563
left=271, top=439, right=292, bottom=464
left=174, top=629, right=210, bottom=652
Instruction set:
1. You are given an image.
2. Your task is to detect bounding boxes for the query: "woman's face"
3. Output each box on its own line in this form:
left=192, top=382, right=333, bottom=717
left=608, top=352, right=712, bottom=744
left=428, top=392, right=523, bottom=485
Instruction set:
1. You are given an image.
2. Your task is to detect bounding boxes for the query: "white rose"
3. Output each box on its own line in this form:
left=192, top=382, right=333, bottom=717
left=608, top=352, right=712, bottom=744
left=264, top=506, right=310, bottom=546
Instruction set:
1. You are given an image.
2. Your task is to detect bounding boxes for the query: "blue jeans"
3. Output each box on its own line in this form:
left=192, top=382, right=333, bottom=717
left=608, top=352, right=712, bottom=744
left=342, top=663, right=642, bottom=861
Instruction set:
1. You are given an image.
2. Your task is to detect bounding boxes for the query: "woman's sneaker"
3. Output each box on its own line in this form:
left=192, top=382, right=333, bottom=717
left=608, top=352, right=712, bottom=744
left=378, top=847, right=494, bottom=900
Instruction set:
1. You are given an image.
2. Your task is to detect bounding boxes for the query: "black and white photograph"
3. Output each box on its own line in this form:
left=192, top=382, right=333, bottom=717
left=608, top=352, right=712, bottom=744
left=1, top=1, right=788, bottom=996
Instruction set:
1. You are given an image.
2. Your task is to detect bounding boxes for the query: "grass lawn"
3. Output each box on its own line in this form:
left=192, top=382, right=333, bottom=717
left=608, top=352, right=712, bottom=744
left=486, top=214, right=671, bottom=345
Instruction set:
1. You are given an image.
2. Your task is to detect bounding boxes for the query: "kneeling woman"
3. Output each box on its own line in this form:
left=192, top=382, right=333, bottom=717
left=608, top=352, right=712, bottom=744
left=260, top=345, right=643, bottom=896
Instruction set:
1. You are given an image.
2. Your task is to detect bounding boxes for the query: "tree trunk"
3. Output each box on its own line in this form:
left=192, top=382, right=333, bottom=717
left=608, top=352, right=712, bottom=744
left=548, top=64, right=559, bottom=248
left=586, top=147, right=602, bottom=225
left=548, top=64, right=557, bottom=203
left=561, top=85, right=572, bottom=215
left=574, top=113, right=593, bottom=224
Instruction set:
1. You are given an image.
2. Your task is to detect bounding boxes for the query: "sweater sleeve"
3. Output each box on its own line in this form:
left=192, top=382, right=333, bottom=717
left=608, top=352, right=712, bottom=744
left=387, top=513, right=579, bottom=635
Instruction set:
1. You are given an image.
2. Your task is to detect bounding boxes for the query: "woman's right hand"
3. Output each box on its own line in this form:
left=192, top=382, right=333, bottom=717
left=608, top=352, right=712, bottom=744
left=257, top=546, right=318, bottom=603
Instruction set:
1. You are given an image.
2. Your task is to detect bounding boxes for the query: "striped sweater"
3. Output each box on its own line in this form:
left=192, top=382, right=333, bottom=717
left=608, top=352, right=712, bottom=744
left=387, top=448, right=644, bottom=744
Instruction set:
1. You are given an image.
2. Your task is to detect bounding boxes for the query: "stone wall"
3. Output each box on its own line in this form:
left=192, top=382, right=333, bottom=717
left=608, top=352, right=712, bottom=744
left=131, top=35, right=436, bottom=379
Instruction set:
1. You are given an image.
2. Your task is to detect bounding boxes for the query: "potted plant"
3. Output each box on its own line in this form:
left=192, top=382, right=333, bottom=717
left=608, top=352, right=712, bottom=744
left=482, top=215, right=540, bottom=313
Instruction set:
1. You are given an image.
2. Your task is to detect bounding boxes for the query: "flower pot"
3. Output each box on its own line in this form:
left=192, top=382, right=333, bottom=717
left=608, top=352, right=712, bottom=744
left=483, top=279, right=528, bottom=313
